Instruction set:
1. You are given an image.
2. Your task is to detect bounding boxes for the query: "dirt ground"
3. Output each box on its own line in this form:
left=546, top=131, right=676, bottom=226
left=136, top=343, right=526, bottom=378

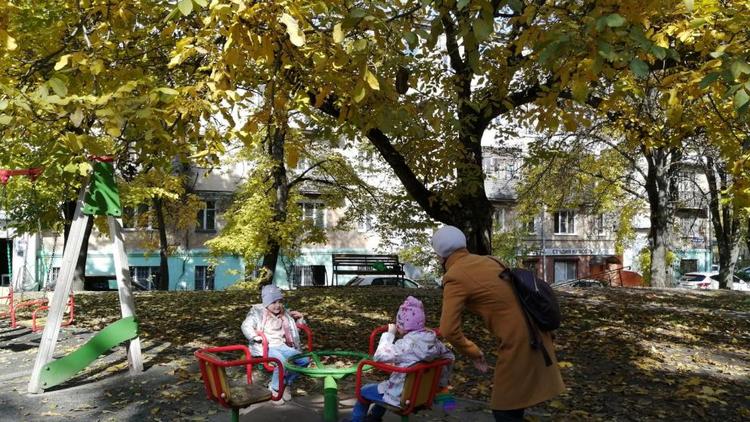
left=1, top=286, right=748, bottom=421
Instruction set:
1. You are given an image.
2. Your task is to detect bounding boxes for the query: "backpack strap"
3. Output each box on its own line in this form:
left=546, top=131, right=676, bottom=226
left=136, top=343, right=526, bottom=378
left=486, top=256, right=553, bottom=367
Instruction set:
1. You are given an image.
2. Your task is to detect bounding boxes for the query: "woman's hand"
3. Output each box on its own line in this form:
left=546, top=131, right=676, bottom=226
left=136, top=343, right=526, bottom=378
left=289, top=310, right=304, bottom=320
left=472, top=352, right=489, bottom=373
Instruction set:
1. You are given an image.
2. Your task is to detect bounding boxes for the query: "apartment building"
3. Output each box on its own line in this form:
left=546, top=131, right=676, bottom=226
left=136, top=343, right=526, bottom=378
left=484, top=146, right=717, bottom=283
left=483, top=147, right=622, bottom=283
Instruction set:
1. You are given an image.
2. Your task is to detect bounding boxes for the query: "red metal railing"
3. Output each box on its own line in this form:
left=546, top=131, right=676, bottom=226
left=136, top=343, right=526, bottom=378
left=254, top=322, right=313, bottom=372
left=195, top=344, right=285, bottom=407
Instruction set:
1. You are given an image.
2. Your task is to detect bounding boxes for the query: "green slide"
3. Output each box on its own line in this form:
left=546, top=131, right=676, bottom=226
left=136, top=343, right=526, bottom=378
left=39, top=317, right=139, bottom=389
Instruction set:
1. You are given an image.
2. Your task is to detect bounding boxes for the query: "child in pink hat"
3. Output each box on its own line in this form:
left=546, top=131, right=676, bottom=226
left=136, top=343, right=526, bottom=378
left=349, top=296, right=454, bottom=422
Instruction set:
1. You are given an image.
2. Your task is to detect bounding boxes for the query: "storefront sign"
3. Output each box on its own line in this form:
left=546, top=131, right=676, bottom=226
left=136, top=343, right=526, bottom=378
left=525, top=248, right=615, bottom=256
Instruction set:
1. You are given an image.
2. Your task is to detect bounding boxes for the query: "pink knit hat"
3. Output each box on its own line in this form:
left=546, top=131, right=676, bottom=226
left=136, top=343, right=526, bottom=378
left=397, top=296, right=426, bottom=333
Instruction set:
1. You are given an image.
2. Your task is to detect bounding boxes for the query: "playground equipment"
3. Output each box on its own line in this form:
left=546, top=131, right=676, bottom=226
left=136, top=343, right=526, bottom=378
left=1, top=167, right=44, bottom=291
left=367, top=325, right=440, bottom=355
left=252, top=321, right=313, bottom=372
left=27, top=157, right=143, bottom=393
left=355, top=325, right=453, bottom=421
left=196, top=345, right=285, bottom=422
left=0, top=167, right=74, bottom=332
left=0, top=285, right=75, bottom=332
left=285, top=349, right=373, bottom=422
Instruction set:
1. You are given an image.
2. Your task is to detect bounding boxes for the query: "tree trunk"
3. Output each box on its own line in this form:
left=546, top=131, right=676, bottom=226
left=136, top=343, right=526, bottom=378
left=643, top=147, right=675, bottom=288
left=259, top=112, right=290, bottom=283
left=260, top=241, right=282, bottom=284
left=71, top=216, right=94, bottom=291
left=62, top=200, right=75, bottom=248
left=153, top=197, right=170, bottom=290
left=705, top=156, right=741, bottom=289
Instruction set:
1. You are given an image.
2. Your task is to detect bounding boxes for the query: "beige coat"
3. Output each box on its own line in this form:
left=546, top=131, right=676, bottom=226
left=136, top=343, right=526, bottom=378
left=439, top=249, right=565, bottom=410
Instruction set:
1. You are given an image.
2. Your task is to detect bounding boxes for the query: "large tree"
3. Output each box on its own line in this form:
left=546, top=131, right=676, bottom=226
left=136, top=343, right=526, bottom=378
left=171, top=1, right=652, bottom=254
left=0, top=1, right=219, bottom=289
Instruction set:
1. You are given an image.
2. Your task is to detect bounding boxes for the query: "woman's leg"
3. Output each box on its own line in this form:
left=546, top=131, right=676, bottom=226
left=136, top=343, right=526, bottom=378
left=492, top=408, right=525, bottom=422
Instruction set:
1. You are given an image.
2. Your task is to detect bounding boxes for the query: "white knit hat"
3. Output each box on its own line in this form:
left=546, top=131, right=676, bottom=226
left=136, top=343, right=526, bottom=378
left=431, top=225, right=467, bottom=258
left=261, top=284, right=284, bottom=306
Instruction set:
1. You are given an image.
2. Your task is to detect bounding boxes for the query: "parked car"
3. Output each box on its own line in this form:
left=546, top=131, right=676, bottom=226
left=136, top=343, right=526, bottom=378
left=344, top=275, right=420, bottom=288
left=570, top=278, right=606, bottom=288
left=677, top=272, right=749, bottom=291
left=734, top=266, right=750, bottom=282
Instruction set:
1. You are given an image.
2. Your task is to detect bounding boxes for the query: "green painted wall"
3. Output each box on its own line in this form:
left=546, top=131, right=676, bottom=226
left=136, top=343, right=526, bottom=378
left=43, top=249, right=244, bottom=291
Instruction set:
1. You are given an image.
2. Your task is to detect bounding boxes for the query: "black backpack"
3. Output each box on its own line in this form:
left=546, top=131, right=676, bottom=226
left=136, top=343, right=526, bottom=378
left=488, top=257, right=561, bottom=366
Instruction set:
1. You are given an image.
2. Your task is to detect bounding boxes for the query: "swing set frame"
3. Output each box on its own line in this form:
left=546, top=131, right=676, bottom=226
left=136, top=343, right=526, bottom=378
left=0, top=166, right=74, bottom=333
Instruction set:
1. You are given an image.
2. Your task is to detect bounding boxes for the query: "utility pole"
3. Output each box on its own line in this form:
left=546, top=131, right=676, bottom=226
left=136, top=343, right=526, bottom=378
left=541, top=206, right=547, bottom=281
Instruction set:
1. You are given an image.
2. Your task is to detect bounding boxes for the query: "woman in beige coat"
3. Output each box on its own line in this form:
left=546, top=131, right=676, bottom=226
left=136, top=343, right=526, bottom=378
left=433, top=226, right=565, bottom=422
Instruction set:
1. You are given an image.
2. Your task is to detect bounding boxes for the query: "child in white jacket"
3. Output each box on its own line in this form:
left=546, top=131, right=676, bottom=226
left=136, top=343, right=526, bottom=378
left=351, top=296, right=454, bottom=422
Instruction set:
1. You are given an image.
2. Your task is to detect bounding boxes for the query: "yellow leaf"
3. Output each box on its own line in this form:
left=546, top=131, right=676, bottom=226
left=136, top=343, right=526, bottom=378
left=280, top=13, right=305, bottom=47
left=106, top=125, right=122, bottom=138
left=557, top=361, right=574, bottom=368
left=90, top=59, right=105, bottom=75
left=333, top=23, right=344, bottom=43
left=178, top=0, right=193, bottom=16
left=69, top=108, right=84, bottom=127
left=571, top=78, right=588, bottom=102
left=54, top=54, right=70, bottom=71
left=6, top=33, right=17, bottom=51
left=549, top=400, right=565, bottom=409
left=286, top=144, right=300, bottom=168
left=78, top=162, right=92, bottom=176
left=48, top=77, right=68, bottom=97
left=353, top=84, right=366, bottom=103
left=315, top=86, right=331, bottom=107
left=686, top=377, right=701, bottom=386
left=701, top=386, right=716, bottom=395
left=364, top=68, right=379, bottom=90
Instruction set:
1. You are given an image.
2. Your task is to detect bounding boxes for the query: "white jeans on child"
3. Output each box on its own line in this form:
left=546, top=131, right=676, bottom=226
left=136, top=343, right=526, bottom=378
left=267, top=344, right=309, bottom=391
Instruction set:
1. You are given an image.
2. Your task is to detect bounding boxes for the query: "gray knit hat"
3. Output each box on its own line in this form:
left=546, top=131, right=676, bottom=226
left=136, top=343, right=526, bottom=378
left=431, top=225, right=467, bottom=258
left=261, top=284, right=284, bottom=307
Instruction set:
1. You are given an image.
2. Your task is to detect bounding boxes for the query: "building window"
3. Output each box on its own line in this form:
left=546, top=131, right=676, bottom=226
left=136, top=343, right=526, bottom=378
left=130, top=266, right=161, bottom=290
left=300, top=202, right=325, bottom=228
left=525, top=218, right=536, bottom=234
left=553, top=210, right=575, bottom=234
left=291, top=265, right=327, bottom=287
left=357, top=215, right=374, bottom=232
left=677, top=171, right=702, bottom=208
left=493, top=208, right=507, bottom=232
left=482, top=157, right=519, bottom=180
left=196, top=200, right=216, bottom=232
left=679, top=259, right=698, bottom=274
left=195, top=266, right=215, bottom=290
left=554, top=260, right=577, bottom=282
left=482, top=156, right=501, bottom=175
left=594, top=214, right=606, bottom=236
left=123, top=204, right=152, bottom=230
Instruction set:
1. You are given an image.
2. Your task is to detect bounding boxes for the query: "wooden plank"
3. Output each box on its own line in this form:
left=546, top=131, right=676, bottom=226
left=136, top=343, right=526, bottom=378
left=28, top=185, right=89, bottom=393
left=108, top=216, right=143, bottom=374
